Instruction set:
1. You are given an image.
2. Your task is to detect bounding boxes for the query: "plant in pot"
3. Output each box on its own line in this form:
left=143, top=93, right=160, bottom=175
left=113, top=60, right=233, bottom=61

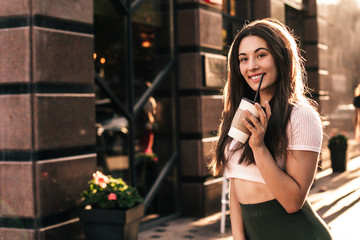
left=79, top=171, right=144, bottom=240
left=328, top=134, right=348, bottom=172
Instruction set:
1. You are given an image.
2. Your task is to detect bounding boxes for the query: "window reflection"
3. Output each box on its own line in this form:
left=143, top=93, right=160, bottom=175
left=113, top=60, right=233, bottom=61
left=94, top=0, right=128, bottom=105
left=132, top=0, right=173, bottom=101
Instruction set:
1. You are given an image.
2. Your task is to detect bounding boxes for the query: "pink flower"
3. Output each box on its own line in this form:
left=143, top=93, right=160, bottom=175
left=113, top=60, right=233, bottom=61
left=145, top=148, right=153, bottom=154
left=108, top=193, right=117, bottom=201
left=93, top=171, right=110, bottom=188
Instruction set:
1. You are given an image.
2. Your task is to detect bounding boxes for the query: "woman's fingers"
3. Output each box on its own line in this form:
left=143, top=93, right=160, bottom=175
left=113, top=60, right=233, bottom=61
left=243, top=102, right=271, bottom=148
left=254, top=101, right=272, bottom=127
left=244, top=110, right=263, bottom=131
left=243, top=101, right=272, bottom=131
left=265, top=101, right=271, bottom=118
left=242, top=111, right=265, bottom=147
left=255, top=103, right=267, bottom=125
left=242, top=116, right=257, bottom=134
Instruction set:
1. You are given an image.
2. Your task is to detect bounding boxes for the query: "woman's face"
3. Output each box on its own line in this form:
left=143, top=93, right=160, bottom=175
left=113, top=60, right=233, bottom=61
left=238, top=35, right=278, bottom=101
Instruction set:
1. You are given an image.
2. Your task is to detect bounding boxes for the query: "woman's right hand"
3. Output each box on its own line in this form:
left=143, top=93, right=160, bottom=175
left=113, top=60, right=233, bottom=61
left=242, top=101, right=271, bottom=150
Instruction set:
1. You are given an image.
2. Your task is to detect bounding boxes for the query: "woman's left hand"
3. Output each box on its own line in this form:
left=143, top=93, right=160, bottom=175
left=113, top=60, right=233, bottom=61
left=242, top=101, right=271, bottom=149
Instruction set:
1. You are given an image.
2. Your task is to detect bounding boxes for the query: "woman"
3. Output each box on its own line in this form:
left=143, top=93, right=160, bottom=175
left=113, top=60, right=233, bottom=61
left=209, top=18, right=333, bottom=240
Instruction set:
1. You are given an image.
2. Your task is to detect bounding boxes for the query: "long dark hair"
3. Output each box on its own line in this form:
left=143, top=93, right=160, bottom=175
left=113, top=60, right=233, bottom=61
left=209, top=18, right=313, bottom=176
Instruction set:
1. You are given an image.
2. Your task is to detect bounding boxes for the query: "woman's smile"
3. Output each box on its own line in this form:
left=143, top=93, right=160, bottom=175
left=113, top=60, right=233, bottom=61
left=248, top=73, right=265, bottom=82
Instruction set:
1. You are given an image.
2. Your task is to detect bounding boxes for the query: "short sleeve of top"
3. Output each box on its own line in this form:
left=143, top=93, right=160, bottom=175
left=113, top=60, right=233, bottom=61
left=287, top=105, right=323, bottom=153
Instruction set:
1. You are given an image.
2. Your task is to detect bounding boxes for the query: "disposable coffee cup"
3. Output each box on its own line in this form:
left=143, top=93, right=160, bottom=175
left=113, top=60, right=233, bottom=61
left=228, top=98, right=260, bottom=143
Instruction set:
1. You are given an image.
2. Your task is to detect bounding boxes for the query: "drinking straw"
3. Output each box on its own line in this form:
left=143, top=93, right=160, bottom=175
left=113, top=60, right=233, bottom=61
left=253, top=73, right=265, bottom=103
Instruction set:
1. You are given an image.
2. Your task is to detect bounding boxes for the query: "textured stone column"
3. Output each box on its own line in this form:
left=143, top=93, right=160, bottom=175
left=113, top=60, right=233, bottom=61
left=177, top=0, right=224, bottom=217
left=303, top=0, right=320, bottom=98
left=253, top=0, right=271, bottom=19
left=0, top=1, right=96, bottom=239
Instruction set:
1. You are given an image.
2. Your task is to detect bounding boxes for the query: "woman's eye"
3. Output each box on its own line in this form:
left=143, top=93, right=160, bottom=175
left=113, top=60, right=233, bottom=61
left=258, top=53, right=267, bottom=58
left=239, top=58, right=247, bottom=62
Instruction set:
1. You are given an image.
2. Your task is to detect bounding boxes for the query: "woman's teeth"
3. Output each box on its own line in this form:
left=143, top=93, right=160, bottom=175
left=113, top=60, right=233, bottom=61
left=250, top=75, right=262, bottom=80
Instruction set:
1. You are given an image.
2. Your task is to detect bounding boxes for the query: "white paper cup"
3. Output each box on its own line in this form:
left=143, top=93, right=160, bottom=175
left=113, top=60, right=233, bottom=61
left=228, top=98, right=260, bottom=143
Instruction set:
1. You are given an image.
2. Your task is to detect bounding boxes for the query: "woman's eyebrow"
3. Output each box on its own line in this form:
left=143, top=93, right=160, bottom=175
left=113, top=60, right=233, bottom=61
left=255, top=47, right=269, bottom=52
left=238, top=47, right=269, bottom=56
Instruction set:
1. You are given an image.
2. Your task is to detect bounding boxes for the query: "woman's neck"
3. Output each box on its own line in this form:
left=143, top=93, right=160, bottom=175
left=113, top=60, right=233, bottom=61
left=260, top=94, right=273, bottom=106
left=259, top=87, right=276, bottom=106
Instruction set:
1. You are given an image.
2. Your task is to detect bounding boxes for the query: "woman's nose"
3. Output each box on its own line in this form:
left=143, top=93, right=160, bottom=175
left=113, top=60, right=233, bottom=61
left=248, top=58, right=259, bottom=70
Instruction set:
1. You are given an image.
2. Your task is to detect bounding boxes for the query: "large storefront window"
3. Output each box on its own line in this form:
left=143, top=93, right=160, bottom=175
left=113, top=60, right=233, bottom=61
left=133, top=1, right=173, bottom=97
left=94, top=0, right=178, bottom=222
left=94, top=1, right=129, bottom=107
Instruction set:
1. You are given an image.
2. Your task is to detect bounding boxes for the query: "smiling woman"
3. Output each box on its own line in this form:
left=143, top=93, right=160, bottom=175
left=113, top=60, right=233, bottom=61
left=209, top=18, right=334, bottom=240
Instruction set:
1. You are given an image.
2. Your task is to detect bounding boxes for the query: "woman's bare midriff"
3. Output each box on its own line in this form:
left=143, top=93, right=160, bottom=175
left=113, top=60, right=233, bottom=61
left=231, top=178, right=275, bottom=204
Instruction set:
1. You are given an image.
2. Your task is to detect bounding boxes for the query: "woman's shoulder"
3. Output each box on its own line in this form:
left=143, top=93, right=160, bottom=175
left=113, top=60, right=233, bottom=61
left=287, top=102, right=323, bottom=153
left=290, top=103, right=322, bottom=127
left=291, top=102, right=320, bottom=118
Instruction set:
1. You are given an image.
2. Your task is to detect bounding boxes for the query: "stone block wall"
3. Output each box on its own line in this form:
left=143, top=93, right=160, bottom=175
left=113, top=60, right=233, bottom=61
left=177, top=0, right=224, bottom=217
left=0, top=1, right=96, bottom=239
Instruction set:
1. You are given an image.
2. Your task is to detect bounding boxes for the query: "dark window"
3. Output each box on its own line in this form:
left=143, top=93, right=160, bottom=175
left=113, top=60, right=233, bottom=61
left=222, top=0, right=252, bottom=55
left=285, top=5, right=304, bottom=48
left=93, top=0, right=179, bottom=223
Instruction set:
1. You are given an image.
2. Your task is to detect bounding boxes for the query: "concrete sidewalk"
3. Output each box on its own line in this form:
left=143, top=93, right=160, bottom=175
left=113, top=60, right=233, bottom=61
left=308, top=156, right=360, bottom=240
left=139, top=156, right=360, bottom=240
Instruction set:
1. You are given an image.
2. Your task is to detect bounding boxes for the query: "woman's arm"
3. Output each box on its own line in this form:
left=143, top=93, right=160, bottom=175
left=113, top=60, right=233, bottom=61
left=243, top=102, right=319, bottom=213
left=229, top=179, right=247, bottom=240
left=251, top=146, right=318, bottom=213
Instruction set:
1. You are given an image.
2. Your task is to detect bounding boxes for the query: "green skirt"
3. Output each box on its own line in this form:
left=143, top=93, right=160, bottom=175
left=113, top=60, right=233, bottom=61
left=240, top=199, right=333, bottom=240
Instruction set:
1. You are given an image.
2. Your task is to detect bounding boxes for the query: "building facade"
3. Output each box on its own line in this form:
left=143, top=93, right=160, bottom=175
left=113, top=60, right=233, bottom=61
left=1, top=0, right=359, bottom=239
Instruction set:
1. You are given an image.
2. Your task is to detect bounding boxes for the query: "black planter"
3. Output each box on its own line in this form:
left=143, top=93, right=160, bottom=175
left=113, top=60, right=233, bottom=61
left=79, top=203, right=144, bottom=240
left=330, top=148, right=347, bottom=172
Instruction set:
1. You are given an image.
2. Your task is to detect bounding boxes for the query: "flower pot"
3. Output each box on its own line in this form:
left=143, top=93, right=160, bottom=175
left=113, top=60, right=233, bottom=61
left=330, top=148, right=347, bottom=172
left=79, top=203, right=144, bottom=240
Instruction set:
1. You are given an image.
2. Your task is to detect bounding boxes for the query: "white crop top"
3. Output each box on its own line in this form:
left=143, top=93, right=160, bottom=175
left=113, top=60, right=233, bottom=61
left=224, top=105, right=323, bottom=184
